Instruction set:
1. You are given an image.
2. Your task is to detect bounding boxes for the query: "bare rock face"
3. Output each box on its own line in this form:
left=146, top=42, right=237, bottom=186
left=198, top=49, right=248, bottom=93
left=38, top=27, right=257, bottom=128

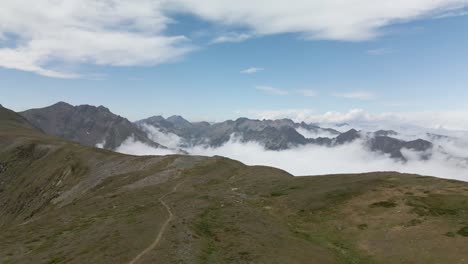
left=369, top=136, right=433, bottom=160
left=0, top=163, right=6, bottom=174
left=334, top=129, right=361, bottom=145
left=20, top=102, right=163, bottom=150
left=138, top=114, right=434, bottom=160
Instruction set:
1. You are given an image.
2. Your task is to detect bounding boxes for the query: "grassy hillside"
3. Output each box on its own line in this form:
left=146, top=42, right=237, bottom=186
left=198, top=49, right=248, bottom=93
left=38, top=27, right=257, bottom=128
left=1, top=106, right=467, bottom=264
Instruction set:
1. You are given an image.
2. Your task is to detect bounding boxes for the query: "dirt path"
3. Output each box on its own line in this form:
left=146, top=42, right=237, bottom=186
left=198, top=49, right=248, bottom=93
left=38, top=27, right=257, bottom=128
left=128, top=180, right=185, bottom=264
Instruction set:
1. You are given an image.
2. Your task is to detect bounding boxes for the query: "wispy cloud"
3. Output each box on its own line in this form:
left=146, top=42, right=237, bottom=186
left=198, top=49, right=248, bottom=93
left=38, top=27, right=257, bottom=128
left=241, top=67, right=264, bottom=74
left=211, top=33, right=252, bottom=43
left=168, top=1, right=468, bottom=41
left=255, top=85, right=288, bottom=95
left=333, top=91, right=375, bottom=100
left=434, top=9, right=468, bottom=19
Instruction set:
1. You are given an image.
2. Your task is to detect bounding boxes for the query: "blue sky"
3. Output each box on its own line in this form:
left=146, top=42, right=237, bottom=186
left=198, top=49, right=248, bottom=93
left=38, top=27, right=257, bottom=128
left=1, top=1, right=468, bottom=122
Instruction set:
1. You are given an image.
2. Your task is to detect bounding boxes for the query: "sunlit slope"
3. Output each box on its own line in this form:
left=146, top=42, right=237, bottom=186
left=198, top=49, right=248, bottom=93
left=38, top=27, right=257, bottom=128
left=0, top=105, right=468, bottom=264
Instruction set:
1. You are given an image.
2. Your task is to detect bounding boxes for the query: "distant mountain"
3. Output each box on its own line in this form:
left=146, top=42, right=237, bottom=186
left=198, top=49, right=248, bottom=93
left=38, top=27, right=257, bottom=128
left=18, top=102, right=435, bottom=159
left=369, top=137, right=433, bottom=160
left=374, top=130, right=398, bottom=137
left=138, top=116, right=317, bottom=150
left=138, top=115, right=433, bottom=159
left=21, top=102, right=164, bottom=150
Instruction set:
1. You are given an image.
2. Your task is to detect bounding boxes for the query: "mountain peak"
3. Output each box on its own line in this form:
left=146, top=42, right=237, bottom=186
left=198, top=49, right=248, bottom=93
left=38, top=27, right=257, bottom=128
left=167, top=115, right=191, bottom=126
left=374, top=130, right=398, bottom=137
left=146, top=115, right=166, bottom=122
left=335, top=129, right=361, bottom=144
left=51, top=101, right=73, bottom=108
left=20, top=103, right=163, bottom=150
left=97, top=105, right=111, bottom=113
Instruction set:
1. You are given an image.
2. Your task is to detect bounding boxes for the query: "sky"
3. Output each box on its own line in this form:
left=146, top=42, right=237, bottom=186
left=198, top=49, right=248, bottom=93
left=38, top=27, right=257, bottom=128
left=1, top=0, right=468, bottom=126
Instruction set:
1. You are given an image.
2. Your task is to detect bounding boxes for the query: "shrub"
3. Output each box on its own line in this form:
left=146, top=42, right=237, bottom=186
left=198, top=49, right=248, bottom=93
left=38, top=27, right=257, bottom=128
left=370, top=201, right=397, bottom=208
left=457, top=226, right=468, bottom=237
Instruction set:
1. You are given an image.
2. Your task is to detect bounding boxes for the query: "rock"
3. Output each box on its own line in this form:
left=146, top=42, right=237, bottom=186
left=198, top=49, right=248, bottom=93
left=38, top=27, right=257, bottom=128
left=0, top=163, right=6, bottom=173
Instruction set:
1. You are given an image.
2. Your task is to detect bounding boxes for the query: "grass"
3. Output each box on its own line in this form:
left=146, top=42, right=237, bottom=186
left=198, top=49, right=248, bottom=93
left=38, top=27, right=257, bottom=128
left=357, top=224, right=368, bottom=230
left=2, top=107, right=468, bottom=263
left=406, top=194, right=468, bottom=217
left=457, top=226, right=468, bottom=237
left=370, top=200, right=397, bottom=208
left=270, top=190, right=287, bottom=197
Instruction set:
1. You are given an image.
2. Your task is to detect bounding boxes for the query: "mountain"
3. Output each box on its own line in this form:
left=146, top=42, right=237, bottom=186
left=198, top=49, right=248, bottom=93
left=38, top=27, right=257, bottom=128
left=18, top=102, right=435, bottom=160
left=1, top=105, right=468, bottom=264
left=139, top=116, right=337, bottom=150
left=0, top=104, right=39, bottom=132
left=138, top=115, right=433, bottom=159
left=374, top=130, right=398, bottom=137
left=20, top=102, right=164, bottom=150
left=369, top=136, right=433, bottom=160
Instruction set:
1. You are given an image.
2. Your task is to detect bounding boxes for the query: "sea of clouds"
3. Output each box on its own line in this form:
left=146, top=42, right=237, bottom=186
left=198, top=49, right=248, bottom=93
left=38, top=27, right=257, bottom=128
left=113, top=123, right=468, bottom=182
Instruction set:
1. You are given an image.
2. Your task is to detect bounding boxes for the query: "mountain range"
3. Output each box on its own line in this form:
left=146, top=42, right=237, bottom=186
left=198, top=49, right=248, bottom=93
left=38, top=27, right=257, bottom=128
left=20, top=102, right=435, bottom=161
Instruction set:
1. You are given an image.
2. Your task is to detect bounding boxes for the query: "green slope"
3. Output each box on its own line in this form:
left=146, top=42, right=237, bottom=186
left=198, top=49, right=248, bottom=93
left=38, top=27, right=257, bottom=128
left=0, top=106, right=467, bottom=264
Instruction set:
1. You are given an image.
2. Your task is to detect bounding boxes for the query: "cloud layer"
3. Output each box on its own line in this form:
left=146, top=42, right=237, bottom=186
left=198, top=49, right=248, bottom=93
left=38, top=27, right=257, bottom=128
left=114, top=128, right=468, bottom=182
left=251, top=108, right=468, bottom=131
left=189, top=138, right=468, bottom=181
left=1, top=0, right=468, bottom=77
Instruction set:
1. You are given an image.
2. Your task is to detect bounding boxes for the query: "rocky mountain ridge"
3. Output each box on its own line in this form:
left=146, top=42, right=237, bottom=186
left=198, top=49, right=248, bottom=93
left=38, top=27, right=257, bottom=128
left=20, top=102, right=165, bottom=150
left=20, top=102, right=434, bottom=160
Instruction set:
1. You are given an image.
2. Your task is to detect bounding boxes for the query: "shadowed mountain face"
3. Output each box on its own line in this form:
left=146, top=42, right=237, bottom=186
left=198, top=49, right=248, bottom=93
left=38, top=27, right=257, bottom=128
left=1, top=105, right=468, bottom=264
left=369, top=137, right=433, bottom=160
left=20, top=102, right=164, bottom=150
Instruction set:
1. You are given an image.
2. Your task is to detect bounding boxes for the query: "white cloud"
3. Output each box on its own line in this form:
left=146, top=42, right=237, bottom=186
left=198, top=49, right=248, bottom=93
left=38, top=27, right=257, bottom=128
left=212, top=33, right=252, bottom=43
left=250, top=108, right=316, bottom=122
left=140, top=124, right=183, bottom=149
left=188, top=138, right=468, bottom=180
left=255, top=85, right=289, bottom=95
left=114, top=133, right=468, bottom=181
left=168, top=0, right=468, bottom=41
left=333, top=91, right=376, bottom=100
left=115, top=135, right=177, bottom=156
left=434, top=9, right=468, bottom=18
left=241, top=67, right=264, bottom=74
left=0, top=0, right=193, bottom=78
left=250, top=108, right=468, bottom=131
left=2, top=1, right=468, bottom=77
left=295, top=127, right=338, bottom=139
